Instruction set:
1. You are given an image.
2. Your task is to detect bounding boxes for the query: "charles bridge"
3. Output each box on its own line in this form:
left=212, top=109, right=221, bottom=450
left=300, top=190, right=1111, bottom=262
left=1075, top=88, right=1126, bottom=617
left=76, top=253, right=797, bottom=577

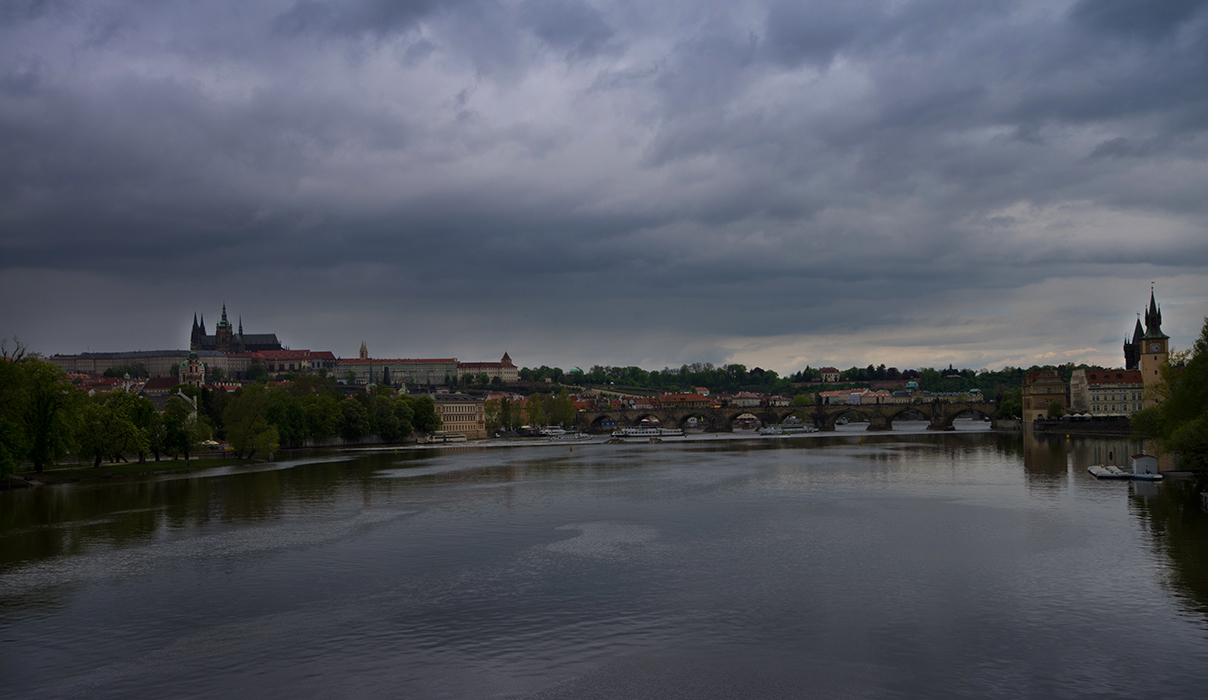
left=574, top=400, right=1000, bottom=433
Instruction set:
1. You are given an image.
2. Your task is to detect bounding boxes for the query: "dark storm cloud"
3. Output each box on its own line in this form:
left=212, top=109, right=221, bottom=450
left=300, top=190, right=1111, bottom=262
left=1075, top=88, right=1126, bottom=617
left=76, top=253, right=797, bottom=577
left=274, top=0, right=454, bottom=38
left=2, top=0, right=1206, bottom=369
left=519, top=0, right=617, bottom=60
left=1069, top=0, right=1208, bottom=41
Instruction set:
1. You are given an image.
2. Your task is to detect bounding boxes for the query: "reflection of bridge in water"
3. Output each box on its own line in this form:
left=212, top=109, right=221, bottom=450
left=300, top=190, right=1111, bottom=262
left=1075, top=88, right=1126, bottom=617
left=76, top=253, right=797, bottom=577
left=575, top=401, right=1000, bottom=433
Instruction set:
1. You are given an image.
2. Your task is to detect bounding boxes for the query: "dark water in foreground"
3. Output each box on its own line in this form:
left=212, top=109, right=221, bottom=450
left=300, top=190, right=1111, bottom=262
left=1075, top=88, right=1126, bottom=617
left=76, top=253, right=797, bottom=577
left=3, top=427, right=1208, bottom=699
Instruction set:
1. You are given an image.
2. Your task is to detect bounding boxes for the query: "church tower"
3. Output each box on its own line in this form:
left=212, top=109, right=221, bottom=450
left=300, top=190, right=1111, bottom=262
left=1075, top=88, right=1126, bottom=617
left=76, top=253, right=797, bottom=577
left=1123, top=315, right=1143, bottom=370
left=1140, top=288, right=1169, bottom=408
left=359, top=341, right=369, bottom=360
left=215, top=304, right=234, bottom=353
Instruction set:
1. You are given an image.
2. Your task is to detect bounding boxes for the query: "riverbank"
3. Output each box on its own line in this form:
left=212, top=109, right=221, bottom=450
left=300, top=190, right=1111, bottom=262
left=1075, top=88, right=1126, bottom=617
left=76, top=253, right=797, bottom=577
left=7, top=456, right=268, bottom=488
left=6, top=421, right=1004, bottom=488
left=1032, top=418, right=1132, bottom=437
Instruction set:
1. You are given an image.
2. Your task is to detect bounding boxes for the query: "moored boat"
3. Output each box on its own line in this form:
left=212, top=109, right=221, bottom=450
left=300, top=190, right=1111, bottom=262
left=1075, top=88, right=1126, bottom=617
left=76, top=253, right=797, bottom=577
left=611, top=426, right=685, bottom=438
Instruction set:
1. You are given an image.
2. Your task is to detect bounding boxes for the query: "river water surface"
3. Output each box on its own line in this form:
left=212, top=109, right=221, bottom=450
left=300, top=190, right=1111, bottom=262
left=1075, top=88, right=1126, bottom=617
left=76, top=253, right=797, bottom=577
left=3, top=426, right=1208, bottom=698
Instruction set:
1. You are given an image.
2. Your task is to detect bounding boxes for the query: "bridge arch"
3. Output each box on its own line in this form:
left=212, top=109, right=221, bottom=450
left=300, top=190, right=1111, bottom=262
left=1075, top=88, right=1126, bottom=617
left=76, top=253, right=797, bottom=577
left=675, top=412, right=719, bottom=431
left=588, top=414, right=621, bottom=433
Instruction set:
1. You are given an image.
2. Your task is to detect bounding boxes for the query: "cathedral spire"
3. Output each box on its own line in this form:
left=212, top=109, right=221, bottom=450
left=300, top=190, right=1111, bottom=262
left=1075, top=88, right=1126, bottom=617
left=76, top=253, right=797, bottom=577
left=238, top=316, right=243, bottom=335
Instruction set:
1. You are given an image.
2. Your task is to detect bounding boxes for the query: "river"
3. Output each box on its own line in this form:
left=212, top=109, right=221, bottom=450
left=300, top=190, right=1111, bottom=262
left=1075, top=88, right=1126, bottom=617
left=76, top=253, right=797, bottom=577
left=3, top=424, right=1207, bottom=698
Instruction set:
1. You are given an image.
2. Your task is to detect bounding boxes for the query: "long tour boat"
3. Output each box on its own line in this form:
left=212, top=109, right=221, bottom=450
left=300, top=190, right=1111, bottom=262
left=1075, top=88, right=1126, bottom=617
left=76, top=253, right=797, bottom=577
left=611, top=426, right=685, bottom=438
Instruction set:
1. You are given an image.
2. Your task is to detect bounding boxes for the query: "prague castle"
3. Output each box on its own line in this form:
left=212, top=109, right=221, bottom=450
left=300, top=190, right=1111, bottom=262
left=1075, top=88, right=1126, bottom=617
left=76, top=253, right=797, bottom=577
left=190, top=305, right=282, bottom=353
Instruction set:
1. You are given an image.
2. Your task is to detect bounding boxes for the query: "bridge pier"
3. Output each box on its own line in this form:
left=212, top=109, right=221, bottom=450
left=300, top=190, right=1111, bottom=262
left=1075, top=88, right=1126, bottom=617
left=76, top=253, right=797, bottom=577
left=866, top=414, right=893, bottom=431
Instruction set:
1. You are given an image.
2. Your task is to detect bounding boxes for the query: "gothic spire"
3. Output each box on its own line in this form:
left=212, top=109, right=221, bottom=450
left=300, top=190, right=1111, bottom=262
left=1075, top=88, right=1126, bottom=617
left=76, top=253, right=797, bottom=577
left=238, top=316, right=243, bottom=335
left=1143, top=287, right=1168, bottom=339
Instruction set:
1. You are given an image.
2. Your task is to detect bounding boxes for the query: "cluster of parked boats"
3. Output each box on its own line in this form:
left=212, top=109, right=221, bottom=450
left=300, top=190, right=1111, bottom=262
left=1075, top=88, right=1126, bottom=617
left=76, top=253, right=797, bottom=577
left=1087, top=453, right=1162, bottom=481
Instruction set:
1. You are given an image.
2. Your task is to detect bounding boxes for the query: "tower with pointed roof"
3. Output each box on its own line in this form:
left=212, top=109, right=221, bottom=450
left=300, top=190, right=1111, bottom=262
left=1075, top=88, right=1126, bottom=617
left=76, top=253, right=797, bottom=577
left=1139, top=287, right=1170, bottom=408
left=359, top=341, right=369, bottom=360
left=215, top=304, right=234, bottom=352
left=1123, top=315, right=1144, bottom=370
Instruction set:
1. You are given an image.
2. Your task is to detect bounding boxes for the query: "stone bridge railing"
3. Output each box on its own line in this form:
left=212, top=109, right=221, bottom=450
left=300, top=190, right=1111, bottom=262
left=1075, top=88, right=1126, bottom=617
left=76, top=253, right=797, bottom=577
left=574, top=400, right=999, bottom=433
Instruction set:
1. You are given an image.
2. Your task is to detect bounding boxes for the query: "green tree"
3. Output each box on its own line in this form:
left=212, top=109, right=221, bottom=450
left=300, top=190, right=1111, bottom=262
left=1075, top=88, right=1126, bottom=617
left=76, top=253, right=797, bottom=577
left=339, top=396, right=371, bottom=441
left=485, top=399, right=502, bottom=433
left=246, top=363, right=269, bottom=382
left=223, top=386, right=277, bottom=458
left=100, top=390, right=151, bottom=463
left=304, top=394, right=342, bottom=441
left=547, top=390, right=576, bottom=427
left=75, top=401, right=112, bottom=468
left=500, top=397, right=513, bottom=430
left=266, top=388, right=307, bottom=448
left=164, top=395, right=211, bottom=462
left=525, top=394, right=547, bottom=426
left=22, top=359, right=81, bottom=472
left=0, top=350, right=30, bottom=476
left=1047, top=401, right=1065, bottom=419
left=73, top=393, right=144, bottom=467
left=371, top=395, right=402, bottom=441
left=998, top=388, right=1022, bottom=419
left=403, top=395, right=440, bottom=433
left=392, top=396, right=414, bottom=439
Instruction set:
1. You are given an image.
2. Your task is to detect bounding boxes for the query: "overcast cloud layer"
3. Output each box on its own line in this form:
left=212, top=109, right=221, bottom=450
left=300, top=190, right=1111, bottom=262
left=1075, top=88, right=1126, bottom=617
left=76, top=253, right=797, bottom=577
left=2, top=0, right=1207, bottom=372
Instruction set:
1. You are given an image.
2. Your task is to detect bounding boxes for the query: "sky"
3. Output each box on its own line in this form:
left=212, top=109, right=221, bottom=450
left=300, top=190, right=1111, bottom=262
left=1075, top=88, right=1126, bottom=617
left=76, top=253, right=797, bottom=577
left=2, top=0, right=1207, bottom=374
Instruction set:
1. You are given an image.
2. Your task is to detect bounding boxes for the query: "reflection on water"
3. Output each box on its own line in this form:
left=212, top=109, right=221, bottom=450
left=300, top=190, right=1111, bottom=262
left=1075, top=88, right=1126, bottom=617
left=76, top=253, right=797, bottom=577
left=3, top=432, right=1208, bottom=699
left=1131, top=479, right=1208, bottom=616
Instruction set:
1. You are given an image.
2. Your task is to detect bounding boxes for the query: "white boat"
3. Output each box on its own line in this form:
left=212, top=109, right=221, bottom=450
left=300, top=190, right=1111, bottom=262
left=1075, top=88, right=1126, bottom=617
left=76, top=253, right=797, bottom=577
left=758, top=425, right=818, bottom=435
left=611, top=426, right=685, bottom=438
left=544, top=428, right=590, bottom=440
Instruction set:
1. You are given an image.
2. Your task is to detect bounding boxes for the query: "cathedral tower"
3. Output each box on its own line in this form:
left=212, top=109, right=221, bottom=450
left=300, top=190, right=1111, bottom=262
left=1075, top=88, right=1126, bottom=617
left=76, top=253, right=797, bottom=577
left=215, top=304, right=234, bottom=352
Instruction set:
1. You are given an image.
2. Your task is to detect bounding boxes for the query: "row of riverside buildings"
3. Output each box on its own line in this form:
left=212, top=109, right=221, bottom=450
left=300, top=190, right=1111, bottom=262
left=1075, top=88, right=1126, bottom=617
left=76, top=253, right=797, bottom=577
left=1021, top=290, right=1171, bottom=422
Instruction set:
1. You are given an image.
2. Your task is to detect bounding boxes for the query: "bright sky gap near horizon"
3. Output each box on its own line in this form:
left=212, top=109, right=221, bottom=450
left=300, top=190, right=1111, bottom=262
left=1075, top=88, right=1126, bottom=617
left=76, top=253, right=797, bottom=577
left=2, top=1, right=1207, bottom=373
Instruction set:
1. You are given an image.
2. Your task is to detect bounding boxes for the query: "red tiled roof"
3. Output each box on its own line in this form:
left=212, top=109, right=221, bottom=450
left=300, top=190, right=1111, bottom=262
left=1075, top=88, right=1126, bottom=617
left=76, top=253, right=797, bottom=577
left=142, top=377, right=178, bottom=391
left=1085, top=369, right=1142, bottom=385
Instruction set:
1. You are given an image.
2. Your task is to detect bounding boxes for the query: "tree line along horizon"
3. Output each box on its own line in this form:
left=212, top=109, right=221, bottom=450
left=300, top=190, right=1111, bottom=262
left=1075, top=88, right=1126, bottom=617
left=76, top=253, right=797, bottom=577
left=3, top=317, right=1206, bottom=475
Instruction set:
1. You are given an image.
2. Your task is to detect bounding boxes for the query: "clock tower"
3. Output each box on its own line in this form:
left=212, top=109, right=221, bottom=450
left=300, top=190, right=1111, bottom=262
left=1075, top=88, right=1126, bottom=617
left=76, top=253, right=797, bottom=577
left=1139, top=288, right=1169, bottom=408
